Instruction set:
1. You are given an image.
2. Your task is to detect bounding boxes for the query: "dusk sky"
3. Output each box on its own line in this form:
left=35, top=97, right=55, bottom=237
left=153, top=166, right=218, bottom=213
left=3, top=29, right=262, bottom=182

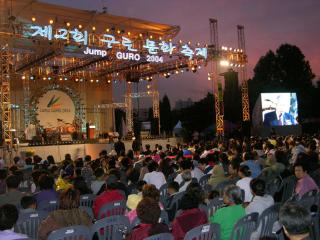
left=43, top=0, right=320, bottom=106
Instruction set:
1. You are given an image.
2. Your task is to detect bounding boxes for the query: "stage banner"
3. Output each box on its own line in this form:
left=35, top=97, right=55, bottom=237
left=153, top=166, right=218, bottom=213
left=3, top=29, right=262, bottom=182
left=36, top=90, right=75, bottom=130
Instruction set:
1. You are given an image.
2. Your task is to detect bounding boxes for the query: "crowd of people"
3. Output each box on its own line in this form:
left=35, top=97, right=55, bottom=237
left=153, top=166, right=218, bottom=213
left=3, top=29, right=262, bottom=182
left=0, top=134, right=319, bottom=240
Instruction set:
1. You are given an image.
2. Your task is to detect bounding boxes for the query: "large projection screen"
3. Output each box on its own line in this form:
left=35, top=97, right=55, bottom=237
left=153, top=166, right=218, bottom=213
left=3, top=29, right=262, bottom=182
left=261, top=93, right=298, bottom=126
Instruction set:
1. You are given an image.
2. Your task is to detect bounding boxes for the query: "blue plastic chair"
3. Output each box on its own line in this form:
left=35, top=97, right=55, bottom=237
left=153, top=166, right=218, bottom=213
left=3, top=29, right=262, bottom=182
left=199, top=174, right=211, bottom=188
left=184, top=223, right=220, bottom=240
left=144, top=233, right=174, bottom=240
left=91, top=215, right=130, bottom=240
left=258, top=203, right=281, bottom=239
left=207, top=197, right=225, bottom=218
left=80, top=194, right=96, bottom=207
left=37, top=200, right=59, bottom=212
left=47, top=225, right=92, bottom=240
left=97, top=200, right=126, bottom=219
left=131, top=210, right=169, bottom=229
left=230, top=212, right=259, bottom=240
left=15, top=210, right=48, bottom=239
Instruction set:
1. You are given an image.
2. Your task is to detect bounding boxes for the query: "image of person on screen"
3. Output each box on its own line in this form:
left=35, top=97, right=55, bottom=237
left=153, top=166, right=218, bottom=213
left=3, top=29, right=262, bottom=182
left=263, top=96, right=297, bottom=126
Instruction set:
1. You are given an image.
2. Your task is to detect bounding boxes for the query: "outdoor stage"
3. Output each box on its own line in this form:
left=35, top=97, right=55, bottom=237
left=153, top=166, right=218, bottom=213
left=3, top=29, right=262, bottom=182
left=13, top=138, right=178, bottom=162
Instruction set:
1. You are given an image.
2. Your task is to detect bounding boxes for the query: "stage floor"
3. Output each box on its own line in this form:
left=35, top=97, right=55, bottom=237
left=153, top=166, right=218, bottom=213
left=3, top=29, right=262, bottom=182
left=3, top=137, right=178, bottom=163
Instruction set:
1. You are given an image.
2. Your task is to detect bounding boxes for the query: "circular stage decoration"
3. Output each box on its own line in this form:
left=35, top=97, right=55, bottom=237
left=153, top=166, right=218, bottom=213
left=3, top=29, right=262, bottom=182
left=36, top=90, right=76, bottom=129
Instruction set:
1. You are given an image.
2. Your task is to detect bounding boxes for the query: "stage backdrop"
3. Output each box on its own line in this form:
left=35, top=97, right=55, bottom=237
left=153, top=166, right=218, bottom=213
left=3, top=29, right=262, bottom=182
left=36, top=90, right=75, bottom=129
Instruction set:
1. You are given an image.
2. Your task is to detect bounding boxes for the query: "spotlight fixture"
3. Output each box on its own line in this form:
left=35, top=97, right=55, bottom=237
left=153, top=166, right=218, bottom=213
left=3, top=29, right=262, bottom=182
left=78, top=24, right=82, bottom=29
left=90, top=79, right=94, bottom=83
left=66, top=22, right=71, bottom=27
left=31, top=17, right=36, bottom=22
left=92, top=26, right=96, bottom=31
left=49, top=19, right=54, bottom=24
left=21, top=76, right=26, bottom=80
left=30, top=75, right=35, bottom=80
left=96, top=79, right=99, bottom=83
left=107, top=79, right=111, bottom=84
left=64, top=77, right=68, bottom=81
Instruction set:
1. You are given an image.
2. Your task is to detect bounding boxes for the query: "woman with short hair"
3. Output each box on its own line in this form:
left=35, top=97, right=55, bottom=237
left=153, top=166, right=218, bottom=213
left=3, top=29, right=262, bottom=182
left=210, top=185, right=245, bottom=240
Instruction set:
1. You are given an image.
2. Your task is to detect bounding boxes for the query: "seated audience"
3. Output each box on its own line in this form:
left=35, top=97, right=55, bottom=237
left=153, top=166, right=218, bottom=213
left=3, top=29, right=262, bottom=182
left=246, top=178, right=274, bottom=215
left=20, top=195, right=37, bottom=213
left=143, top=161, right=166, bottom=189
left=172, top=189, right=208, bottom=240
left=0, top=204, right=28, bottom=239
left=294, top=163, right=319, bottom=198
left=208, top=163, right=227, bottom=189
left=73, top=177, right=93, bottom=195
left=128, top=197, right=169, bottom=240
left=0, top=169, right=7, bottom=194
left=210, top=185, right=245, bottom=240
left=34, top=175, right=58, bottom=206
left=166, top=181, right=179, bottom=207
left=198, top=158, right=213, bottom=175
left=240, top=152, right=261, bottom=178
left=93, top=179, right=125, bottom=218
left=91, top=168, right=106, bottom=195
left=0, top=175, right=25, bottom=206
left=236, top=165, right=253, bottom=202
left=174, top=160, right=204, bottom=185
left=38, top=188, right=92, bottom=239
left=279, top=203, right=312, bottom=240
left=179, top=170, right=192, bottom=192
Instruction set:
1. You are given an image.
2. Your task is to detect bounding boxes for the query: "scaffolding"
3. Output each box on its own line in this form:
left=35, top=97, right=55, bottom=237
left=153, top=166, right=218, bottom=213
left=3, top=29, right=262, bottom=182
left=238, top=25, right=250, bottom=122
left=0, top=47, right=12, bottom=144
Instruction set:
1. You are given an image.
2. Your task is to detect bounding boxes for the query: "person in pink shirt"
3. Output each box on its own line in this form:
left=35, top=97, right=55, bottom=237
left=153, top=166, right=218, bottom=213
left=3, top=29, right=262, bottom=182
left=294, top=163, right=319, bottom=198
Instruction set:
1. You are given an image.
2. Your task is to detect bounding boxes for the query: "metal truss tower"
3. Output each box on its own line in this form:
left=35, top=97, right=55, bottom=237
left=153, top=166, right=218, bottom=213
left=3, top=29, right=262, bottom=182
left=209, top=19, right=224, bottom=136
left=125, top=82, right=133, bottom=137
left=0, top=46, right=12, bottom=144
left=237, top=25, right=250, bottom=121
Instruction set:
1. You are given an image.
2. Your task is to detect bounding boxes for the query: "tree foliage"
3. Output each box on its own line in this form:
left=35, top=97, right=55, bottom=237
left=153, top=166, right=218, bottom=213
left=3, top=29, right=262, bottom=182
left=249, top=43, right=316, bottom=120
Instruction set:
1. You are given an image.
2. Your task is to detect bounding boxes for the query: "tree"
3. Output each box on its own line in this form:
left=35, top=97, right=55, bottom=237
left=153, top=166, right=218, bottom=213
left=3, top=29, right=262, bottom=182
left=249, top=44, right=316, bottom=120
left=160, top=94, right=172, bottom=135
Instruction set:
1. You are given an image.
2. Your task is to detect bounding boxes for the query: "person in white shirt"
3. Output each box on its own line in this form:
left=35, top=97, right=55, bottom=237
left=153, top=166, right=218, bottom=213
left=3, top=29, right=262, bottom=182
left=174, top=160, right=204, bottom=185
left=179, top=170, right=192, bottom=192
left=91, top=168, right=106, bottom=195
left=143, top=161, right=166, bottom=189
left=246, top=178, right=274, bottom=215
left=236, top=165, right=253, bottom=202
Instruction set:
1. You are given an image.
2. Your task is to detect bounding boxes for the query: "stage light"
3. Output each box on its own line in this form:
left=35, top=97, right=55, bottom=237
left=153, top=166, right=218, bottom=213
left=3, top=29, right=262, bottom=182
left=30, top=75, right=35, bottom=80
left=80, top=78, right=83, bottom=82
left=159, top=37, right=162, bottom=40
left=92, top=26, right=96, bottom=31
left=146, top=77, right=150, bottom=81
left=79, top=24, right=82, bottom=29
left=169, top=38, right=172, bottom=42
left=106, top=28, right=110, bottom=32
left=139, top=33, right=143, bottom=37
left=147, top=84, right=151, bottom=89
left=198, top=66, right=201, bottom=69
left=179, top=40, right=182, bottom=44
left=107, top=79, right=111, bottom=84
left=43, top=77, right=46, bottom=80
left=128, top=32, right=131, bottom=36
left=66, top=22, right=71, bottom=27
left=229, top=47, right=232, bottom=51
left=75, top=78, right=79, bottom=82
left=150, top=76, right=153, bottom=80
left=32, top=17, right=36, bottom=22
left=117, top=30, right=121, bottom=34
left=180, top=69, right=184, bottom=73
left=150, top=35, right=153, bottom=39
left=64, top=77, right=68, bottom=81
left=175, top=70, right=179, bottom=74
left=220, top=60, right=229, bottom=67
left=208, top=77, right=211, bottom=81
left=90, top=79, right=94, bottom=83
left=48, top=77, right=51, bottom=80
left=49, top=19, right=54, bottom=24
left=96, top=79, right=99, bottom=83
left=21, top=76, right=25, bottom=80
left=188, top=41, right=191, bottom=45
left=197, top=42, right=200, bottom=46
left=128, top=81, right=131, bottom=84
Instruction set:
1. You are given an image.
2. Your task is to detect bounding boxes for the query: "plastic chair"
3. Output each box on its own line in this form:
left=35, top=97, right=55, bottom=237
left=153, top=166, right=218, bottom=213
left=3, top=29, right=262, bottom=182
left=144, top=233, right=174, bottom=240
left=37, top=200, right=59, bottom=212
left=80, top=206, right=94, bottom=219
left=215, top=179, right=237, bottom=195
left=15, top=210, right=48, bottom=239
left=184, top=223, right=220, bottom=240
left=159, top=183, right=169, bottom=206
left=91, top=215, right=130, bottom=240
left=257, top=203, right=281, bottom=238
left=97, top=200, right=126, bottom=219
left=199, top=174, right=211, bottom=188
left=295, top=189, right=318, bottom=211
left=230, top=212, right=259, bottom=240
left=207, top=197, right=225, bottom=218
left=80, top=194, right=96, bottom=207
left=166, top=191, right=185, bottom=220
left=47, top=225, right=92, bottom=240
left=310, top=212, right=320, bottom=240
left=279, top=176, right=296, bottom=203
